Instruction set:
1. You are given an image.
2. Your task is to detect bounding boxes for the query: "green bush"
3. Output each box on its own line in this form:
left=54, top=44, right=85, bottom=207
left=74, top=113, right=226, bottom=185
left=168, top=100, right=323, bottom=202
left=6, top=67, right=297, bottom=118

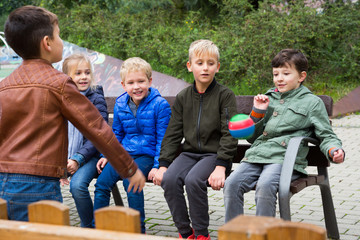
left=1, top=0, right=359, bottom=101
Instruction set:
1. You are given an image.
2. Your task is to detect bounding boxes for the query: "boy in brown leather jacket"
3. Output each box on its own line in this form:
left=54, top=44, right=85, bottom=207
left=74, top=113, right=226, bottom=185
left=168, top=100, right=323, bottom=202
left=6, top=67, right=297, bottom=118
left=0, top=5, right=145, bottom=221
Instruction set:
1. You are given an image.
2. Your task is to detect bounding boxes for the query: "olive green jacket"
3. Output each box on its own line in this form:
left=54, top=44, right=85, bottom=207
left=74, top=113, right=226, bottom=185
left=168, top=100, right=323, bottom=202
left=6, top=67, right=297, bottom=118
left=244, top=85, right=342, bottom=175
left=159, top=80, right=238, bottom=169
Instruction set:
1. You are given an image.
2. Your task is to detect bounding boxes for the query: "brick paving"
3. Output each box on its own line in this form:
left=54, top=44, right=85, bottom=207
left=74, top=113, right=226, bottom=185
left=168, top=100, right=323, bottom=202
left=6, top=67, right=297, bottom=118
left=61, top=114, right=360, bottom=240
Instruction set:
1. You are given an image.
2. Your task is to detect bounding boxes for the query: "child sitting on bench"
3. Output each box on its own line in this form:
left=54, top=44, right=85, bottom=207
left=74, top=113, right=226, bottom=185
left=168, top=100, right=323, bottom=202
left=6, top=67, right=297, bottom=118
left=224, top=49, right=344, bottom=222
left=93, top=57, right=171, bottom=233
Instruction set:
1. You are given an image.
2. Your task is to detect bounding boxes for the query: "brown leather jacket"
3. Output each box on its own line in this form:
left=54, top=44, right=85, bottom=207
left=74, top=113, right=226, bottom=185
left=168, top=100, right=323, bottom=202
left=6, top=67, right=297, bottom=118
left=0, top=59, right=137, bottom=178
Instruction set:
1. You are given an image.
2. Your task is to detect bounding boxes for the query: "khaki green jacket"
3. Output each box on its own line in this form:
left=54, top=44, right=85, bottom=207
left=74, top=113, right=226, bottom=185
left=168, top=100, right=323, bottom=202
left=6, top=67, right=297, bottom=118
left=159, top=80, right=238, bottom=169
left=244, top=85, right=342, bottom=175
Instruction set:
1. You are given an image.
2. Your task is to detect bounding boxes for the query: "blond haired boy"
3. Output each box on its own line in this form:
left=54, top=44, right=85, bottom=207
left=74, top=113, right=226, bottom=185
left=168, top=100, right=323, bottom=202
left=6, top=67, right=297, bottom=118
left=94, top=57, right=171, bottom=233
left=154, top=40, right=238, bottom=240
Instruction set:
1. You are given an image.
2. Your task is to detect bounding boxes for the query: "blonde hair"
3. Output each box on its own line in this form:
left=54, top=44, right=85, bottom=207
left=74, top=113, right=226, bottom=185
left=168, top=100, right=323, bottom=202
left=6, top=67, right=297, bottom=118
left=188, top=39, right=220, bottom=62
left=62, top=53, right=96, bottom=90
left=120, top=57, right=152, bottom=82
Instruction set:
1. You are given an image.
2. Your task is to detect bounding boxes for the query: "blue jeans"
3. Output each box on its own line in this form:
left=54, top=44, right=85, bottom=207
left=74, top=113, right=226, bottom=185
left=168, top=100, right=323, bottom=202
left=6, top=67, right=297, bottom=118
left=94, top=155, right=153, bottom=233
left=224, top=162, right=303, bottom=222
left=69, top=156, right=98, bottom=228
left=0, top=173, right=62, bottom=221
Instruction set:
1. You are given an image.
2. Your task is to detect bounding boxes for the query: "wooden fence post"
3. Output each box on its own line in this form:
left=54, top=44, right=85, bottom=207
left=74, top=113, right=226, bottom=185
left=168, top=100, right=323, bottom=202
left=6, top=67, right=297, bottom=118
left=0, top=199, right=7, bottom=220
left=218, top=215, right=283, bottom=240
left=28, top=200, right=70, bottom=226
left=267, top=221, right=326, bottom=240
left=94, top=206, right=141, bottom=233
left=218, top=215, right=326, bottom=240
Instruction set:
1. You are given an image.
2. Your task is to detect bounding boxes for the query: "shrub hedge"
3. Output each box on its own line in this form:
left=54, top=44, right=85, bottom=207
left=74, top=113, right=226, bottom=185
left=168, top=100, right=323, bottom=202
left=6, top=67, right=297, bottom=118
left=1, top=0, right=359, bottom=100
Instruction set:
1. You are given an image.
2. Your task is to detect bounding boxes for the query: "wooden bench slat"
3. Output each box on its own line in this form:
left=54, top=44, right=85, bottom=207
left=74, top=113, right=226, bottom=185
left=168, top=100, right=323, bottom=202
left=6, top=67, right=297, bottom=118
left=290, top=179, right=307, bottom=194
left=305, top=175, right=318, bottom=186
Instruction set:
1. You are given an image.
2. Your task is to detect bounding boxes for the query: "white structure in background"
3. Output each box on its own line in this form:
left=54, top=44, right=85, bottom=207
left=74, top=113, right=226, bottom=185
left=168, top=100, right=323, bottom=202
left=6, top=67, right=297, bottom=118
left=0, top=31, right=20, bottom=63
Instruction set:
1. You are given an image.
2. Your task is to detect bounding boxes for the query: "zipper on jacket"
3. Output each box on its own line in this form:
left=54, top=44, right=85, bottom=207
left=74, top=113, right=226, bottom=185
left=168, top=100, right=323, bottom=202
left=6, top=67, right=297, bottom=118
left=225, top=107, right=229, bottom=125
left=197, top=94, right=203, bottom=152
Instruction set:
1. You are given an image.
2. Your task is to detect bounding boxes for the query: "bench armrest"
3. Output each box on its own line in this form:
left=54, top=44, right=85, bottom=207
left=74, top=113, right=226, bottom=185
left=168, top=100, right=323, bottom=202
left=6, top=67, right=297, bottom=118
left=279, top=136, right=319, bottom=201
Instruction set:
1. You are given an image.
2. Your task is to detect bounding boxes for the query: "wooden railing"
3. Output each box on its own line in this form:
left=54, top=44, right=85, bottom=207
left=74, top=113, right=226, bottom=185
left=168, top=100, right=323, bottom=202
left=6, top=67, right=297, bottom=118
left=0, top=199, right=327, bottom=240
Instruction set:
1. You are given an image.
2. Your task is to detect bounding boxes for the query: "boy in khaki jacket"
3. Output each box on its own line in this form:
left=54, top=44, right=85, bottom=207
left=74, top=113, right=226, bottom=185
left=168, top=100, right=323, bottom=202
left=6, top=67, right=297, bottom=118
left=224, top=49, right=344, bottom=221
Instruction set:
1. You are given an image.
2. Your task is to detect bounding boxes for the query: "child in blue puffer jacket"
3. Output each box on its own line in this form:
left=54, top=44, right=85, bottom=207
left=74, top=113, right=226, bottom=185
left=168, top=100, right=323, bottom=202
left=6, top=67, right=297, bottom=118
left=93, top=57, right=171, bottom=233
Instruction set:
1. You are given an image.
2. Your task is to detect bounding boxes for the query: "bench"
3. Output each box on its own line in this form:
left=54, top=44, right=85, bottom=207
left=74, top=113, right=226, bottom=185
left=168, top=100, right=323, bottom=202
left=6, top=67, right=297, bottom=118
left=105, top=95, right=339, bottom=240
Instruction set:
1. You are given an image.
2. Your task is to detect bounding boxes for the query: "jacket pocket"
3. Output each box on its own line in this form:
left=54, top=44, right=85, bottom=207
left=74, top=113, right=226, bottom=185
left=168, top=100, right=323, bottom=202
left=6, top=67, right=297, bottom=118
left=283, top=106, right=308, bottom=128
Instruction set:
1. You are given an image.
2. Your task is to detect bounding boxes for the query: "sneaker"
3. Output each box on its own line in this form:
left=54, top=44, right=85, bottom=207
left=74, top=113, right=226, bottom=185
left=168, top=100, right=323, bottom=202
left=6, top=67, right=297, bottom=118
left=179, top=228, right=195, bottom=239
left=196, top=235, right=211, bottom=240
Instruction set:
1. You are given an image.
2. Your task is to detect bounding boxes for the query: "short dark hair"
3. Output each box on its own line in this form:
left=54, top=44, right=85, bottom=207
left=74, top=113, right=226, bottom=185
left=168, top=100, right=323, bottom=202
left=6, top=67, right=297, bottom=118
left=271, top=49, right=308, bottom=74
left=4, top=5, right=58, bottom=59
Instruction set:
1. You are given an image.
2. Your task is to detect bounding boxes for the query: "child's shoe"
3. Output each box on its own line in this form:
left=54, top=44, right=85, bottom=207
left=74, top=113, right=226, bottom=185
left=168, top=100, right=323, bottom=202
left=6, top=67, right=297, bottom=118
left=179, top=228, right=195, bottom=239
left=196, top=234, right=211, bottom=240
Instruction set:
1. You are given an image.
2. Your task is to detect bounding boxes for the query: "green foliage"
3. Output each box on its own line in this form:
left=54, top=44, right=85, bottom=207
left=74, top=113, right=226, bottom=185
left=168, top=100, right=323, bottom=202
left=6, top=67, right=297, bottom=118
left=1, top=0, right=359, bottom=101
left=0, top=0, right=38, bottom=16
left=0, top=14, right=7, bottom=32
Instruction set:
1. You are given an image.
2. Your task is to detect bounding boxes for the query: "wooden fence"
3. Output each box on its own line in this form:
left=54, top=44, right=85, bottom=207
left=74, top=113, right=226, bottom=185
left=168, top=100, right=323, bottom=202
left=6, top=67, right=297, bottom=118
left=0, top=199, right=326, bottom=240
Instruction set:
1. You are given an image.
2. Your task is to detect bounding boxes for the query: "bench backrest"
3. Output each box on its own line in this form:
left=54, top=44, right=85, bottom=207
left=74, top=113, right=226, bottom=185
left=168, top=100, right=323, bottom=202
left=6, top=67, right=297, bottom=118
left=105, top=95, right=333, bottom=167
left=105, top=95, right=333, bottom=120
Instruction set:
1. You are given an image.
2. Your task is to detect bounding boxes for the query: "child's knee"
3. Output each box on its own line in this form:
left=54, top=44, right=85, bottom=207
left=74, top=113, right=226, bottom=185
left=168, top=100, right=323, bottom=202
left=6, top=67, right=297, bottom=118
left=69, top=181, right=87, bottom=194
left=161, top=172, right=178, bottom=190
left=255, top=182, right=278, bottom=198
left=184, top=174, right=203, bottom=192
left=94, top=178, right=113, bottom=192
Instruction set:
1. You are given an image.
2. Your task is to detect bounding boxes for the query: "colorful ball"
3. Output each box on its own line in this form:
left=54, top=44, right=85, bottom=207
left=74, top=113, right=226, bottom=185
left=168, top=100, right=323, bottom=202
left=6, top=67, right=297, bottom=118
left=228, top=114, right=255, bottom=139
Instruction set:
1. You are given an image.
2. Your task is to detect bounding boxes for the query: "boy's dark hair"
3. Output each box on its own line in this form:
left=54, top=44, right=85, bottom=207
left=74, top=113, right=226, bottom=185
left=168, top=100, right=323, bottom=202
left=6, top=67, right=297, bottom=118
left=4, top=5, right=58, bottom=59
left=271, top=49, right=308, bottom=73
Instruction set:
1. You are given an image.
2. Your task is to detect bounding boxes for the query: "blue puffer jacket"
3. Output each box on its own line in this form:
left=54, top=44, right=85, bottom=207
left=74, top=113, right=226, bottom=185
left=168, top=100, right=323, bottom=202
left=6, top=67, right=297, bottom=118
left=71, top=85, right=108, bottom=166
left=113, top=87, right=171, bottom=168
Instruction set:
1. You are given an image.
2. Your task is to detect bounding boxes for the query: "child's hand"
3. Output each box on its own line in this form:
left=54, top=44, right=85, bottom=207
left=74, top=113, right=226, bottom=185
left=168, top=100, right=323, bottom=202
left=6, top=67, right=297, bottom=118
left=67, top=159, right=79, bottom=175
left=253, top=94, right=269, bottom=110
left=127, top=169, right=146, bottom=193
left=153, top=167, right=167, bottom=186
left=59, top=178, right=70, bottom=186
left=208, top=166, right=226, bottom=191
left=147, top=168, right=158, bottom=181
left=332, top=149, right=344, bottom=163
left=96, top=158, right=108, bottom=174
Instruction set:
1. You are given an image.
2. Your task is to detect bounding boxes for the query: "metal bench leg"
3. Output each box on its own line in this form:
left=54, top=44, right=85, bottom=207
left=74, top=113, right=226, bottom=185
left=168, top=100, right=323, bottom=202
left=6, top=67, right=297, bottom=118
left=279, top=191, right=292, bottom=221
left=317, top=167, right=340, bottom=240
left=111, top=184, right=124, bottom=206
left=319, top=180, right=340, bottom=239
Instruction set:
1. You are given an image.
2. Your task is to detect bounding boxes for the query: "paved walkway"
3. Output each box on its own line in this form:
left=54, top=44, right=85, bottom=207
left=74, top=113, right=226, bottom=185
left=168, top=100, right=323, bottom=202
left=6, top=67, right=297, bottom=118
left=61, top=114, right=360, bottom=240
